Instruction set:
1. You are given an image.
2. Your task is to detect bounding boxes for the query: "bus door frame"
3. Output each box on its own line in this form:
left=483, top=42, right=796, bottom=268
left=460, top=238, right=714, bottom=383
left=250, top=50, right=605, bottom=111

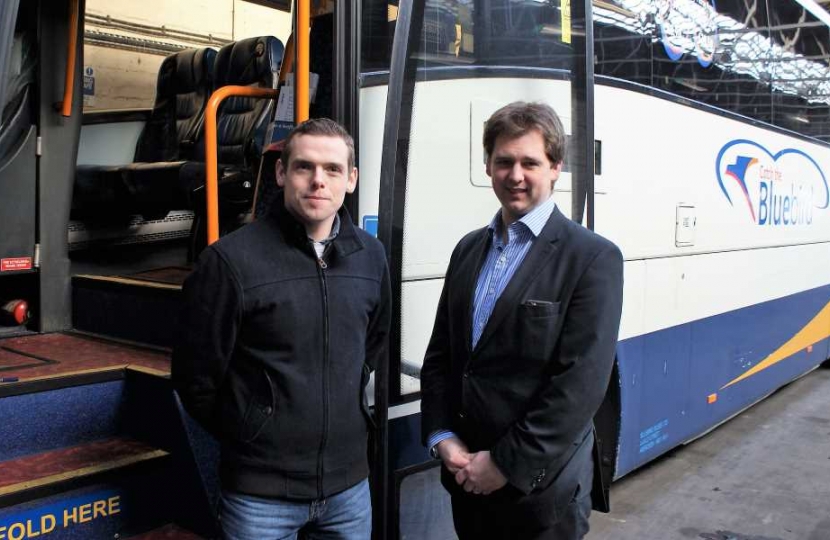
left=570, top=0, right=595, bottom=230
left=330, top=0, right=390, bottom=537
left=334, top=0, right=360, bottom=219
left=376, top=0, right=425, bottom=536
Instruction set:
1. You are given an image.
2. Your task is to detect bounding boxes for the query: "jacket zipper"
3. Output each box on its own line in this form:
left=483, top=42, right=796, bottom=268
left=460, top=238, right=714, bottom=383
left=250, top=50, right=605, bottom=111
left=316, top=252, right=330, bottom=497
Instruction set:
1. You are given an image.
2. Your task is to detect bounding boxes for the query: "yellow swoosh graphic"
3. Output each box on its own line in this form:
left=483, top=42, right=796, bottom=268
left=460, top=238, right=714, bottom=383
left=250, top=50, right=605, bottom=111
left=722, top=300, right=830, bottom=389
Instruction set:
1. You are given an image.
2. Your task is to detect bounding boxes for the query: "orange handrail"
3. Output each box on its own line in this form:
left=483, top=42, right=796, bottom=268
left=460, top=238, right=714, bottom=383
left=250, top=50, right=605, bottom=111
left=62, top=0, right=80, bottom=117
left=204, top=86, right=279, bottom=245
left=295, top=0, right=310, bottom=123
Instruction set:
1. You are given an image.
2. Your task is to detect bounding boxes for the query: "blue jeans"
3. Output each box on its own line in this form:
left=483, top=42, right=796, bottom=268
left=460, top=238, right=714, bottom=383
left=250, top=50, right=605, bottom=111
left=220, top=479, right=372, bottom=540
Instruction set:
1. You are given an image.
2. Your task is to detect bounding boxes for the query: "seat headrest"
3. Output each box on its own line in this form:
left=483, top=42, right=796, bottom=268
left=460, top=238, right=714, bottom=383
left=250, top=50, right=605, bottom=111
left=158, top=47, right=217, bottom=97
left=215, top=36, right=283, bottom=88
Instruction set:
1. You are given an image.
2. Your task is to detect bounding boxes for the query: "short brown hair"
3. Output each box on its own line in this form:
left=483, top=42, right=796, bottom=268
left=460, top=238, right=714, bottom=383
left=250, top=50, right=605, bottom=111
left=281, top=118, right=356, bottom=169
left=483, top=102, right=566, bottom=165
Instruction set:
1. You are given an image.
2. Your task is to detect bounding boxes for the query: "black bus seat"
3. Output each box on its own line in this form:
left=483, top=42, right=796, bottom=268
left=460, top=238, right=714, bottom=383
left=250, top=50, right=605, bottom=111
left=181, top=35, right=283, bottom=256
left=201, top=35, right=282, bottom=175
left=73, top=35, right=283, bottom=228
left=73, top=47, right=217, bottom=221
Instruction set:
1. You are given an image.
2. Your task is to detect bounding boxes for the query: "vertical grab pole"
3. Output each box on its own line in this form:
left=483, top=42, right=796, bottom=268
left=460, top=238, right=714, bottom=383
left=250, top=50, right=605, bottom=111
left=205, top=90, right=222, bottom=245
left=61, top=0, right=80, bottom=117
left=295, top=0, right=310, bottom=123
left=204, top=86, right=279, bottom=246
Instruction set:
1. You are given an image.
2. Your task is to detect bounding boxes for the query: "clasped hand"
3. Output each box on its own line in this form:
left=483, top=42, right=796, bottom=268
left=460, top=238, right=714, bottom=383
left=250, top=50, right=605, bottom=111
left=435, top=437, right=507, bottom=495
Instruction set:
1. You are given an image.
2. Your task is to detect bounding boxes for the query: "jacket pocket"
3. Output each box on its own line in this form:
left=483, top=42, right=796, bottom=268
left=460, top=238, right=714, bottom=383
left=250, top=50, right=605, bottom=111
left=518, top=301, right=560, bottom=363
left=519, top=299, right=560, bottom=318
left=239, top=369, right=276, bottom=443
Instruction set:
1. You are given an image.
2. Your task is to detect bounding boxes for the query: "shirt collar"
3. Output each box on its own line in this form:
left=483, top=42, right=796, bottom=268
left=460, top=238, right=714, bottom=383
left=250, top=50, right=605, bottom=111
left=488, top=196, right=557, bottom=240
left=310, top=213, right=341, bottom=245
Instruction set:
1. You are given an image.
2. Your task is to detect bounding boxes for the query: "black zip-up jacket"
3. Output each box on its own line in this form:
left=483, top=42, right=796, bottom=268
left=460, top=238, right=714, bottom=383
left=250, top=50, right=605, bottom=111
left=172, top=194, right=391, bottom=499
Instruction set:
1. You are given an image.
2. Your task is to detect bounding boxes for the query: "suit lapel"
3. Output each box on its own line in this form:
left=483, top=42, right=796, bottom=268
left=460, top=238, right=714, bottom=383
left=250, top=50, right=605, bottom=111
left=472, top=207, right=567, bottom=357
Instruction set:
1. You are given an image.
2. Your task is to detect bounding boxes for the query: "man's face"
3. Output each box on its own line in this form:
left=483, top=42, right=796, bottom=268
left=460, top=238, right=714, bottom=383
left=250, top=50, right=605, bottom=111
left=277, top=134, right=357, bottom=239
left=486, top=130, right=561, bottom=224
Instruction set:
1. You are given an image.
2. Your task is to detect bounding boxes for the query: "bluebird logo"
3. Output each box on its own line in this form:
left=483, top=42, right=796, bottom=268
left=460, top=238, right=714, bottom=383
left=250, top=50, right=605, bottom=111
left=716, top=140, right=829, bottom=226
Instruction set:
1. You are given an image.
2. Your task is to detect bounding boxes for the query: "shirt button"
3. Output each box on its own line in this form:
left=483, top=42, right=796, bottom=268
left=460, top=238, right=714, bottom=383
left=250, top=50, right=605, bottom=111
left=263, top=406, right=273, bottom=415
left=458, top=412, right=466, bottom=420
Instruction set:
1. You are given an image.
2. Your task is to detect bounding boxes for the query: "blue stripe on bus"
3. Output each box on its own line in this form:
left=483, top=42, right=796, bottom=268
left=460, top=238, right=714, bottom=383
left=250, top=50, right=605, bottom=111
left=615, top=283, right=830, bottom=477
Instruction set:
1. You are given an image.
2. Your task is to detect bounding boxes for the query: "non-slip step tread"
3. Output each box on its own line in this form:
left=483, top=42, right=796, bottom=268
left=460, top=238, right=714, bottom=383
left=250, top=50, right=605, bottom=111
left=0, top=437, right=168, bottom=497
left=0, top=332, right=171, bottom=385
left=74, top=265, right=192, bottom=290
left=74, top=274, right=182, bottom=291
left=127, top=523, right=205, bottom=539
left=128, top=266, right=192, bottom=286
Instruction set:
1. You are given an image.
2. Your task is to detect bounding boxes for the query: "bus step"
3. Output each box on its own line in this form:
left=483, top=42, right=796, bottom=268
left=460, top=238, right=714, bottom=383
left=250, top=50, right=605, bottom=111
left=0, top=332, right=170, bottom=400
left=0, top=436, right=169, bottom=508
left=72, top=273, right=186, bottom=348
left=126, top=523, right=205, bottom=539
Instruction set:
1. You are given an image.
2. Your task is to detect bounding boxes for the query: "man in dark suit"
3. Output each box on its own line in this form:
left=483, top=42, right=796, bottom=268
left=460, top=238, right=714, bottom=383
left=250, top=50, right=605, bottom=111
left=421, top=101, right=623, bottom=540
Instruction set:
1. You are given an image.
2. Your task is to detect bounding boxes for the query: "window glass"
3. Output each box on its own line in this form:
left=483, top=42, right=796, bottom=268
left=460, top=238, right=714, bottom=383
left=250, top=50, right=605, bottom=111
left=593, top=0, right=830, bottom=142
left=594, top=0, right=654, bottom=86
left=705, top=0, right=772, bottom=123
left=82, top=0, right=291, bottom=112
left=361, top=0, right=575, bottom=74
left=408, top=0, right=573, bottom=70
left=361, top=0, right=398, bottom=72
left=768, top=3, right=830, bottom=142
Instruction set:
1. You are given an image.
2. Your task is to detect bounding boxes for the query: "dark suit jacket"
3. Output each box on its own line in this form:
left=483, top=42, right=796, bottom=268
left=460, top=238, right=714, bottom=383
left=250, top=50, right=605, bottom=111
left=421, top=205, right=623, bottom=521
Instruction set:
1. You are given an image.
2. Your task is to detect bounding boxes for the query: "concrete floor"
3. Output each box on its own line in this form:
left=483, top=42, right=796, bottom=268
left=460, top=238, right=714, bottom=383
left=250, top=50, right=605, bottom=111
left=588, top=366, right=830, bottom=540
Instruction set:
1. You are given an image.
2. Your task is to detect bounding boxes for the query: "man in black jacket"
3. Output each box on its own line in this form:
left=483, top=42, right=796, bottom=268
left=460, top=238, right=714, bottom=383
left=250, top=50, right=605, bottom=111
left=421, top=102, right=624, bottom=540
left=173, top=118, right=391, bottom=540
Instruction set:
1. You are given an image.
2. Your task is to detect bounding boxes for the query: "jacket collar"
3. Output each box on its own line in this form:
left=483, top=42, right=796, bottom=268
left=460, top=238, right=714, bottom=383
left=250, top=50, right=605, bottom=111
left=269, top=190, right=365, bottom=258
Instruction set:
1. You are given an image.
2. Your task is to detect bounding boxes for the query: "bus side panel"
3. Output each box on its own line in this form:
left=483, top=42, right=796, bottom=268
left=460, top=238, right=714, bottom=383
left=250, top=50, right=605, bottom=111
left=593, top=85, right=830, bottom=261
left=616, top=282, right=830, bottom=478
left=596, top=83, right=830, bottom=478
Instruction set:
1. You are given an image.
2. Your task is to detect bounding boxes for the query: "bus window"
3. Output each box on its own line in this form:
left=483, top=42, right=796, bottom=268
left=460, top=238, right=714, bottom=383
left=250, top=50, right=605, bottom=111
left=593, top=0, right=654, bottom=87
left=412, top=0, right=574, bottom=70
left=594, top=0, right=830, bottom=143
left=362, top=0, right=398, bottom=72
left=82, top=0, right=290, bottom=112
left=479, top=0, right=572, bottom=70
left=650, top=0, right=774, bottom=125
left=768, top=4, right=830, bottom=143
